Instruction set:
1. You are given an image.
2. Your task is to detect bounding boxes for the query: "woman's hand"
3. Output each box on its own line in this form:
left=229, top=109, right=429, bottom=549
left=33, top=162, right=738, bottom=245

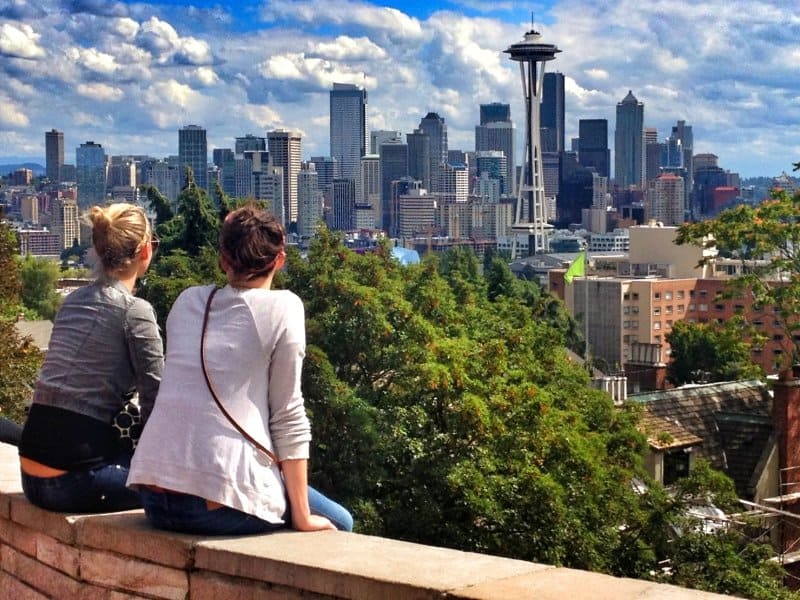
left=291, top=513, right=336, bottom=531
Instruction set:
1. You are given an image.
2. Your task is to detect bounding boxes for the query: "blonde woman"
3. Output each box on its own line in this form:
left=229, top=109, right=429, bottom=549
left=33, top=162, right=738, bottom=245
left=19, top=203, right=164, bottom=513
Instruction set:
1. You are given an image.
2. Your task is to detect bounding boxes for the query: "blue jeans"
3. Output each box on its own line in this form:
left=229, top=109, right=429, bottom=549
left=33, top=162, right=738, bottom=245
left=21, top=455, right=141, bottom=513
left=138, top=486, right=353, bottom=535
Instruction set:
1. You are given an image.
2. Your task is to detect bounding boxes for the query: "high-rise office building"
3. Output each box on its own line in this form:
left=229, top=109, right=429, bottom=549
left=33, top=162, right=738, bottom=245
left=475, top=102, right=516, bottom=195
left=76, top=141, right=107, bottom=207
left=143, top=160, right=180, bottom=205
left=329, top=83, right=368, bottom=182
left=370, top=130, right=401, bottom=154
left=474, top=151, right=508, bottom=195
left=267, top=129, right=302, bottom=222
left=359, top=154, right=381, bottom=226
left=297, top=163, right=323, bottom=241
left=235, top=134, right=266, bottom=155
left=330, top=178, right=356, bottom=231
left=480, top=102, right=511, bottom=125
left=418, top=112, right=447, bottom=194
left=406, top=129, right=431, bottom=191
left=178, top=125, right=207, bottom=189
left=650, top=173, right=684, bottom=226
left=309, top=156, right=338, bottom=193
left=45, top=129, right=64, bottom=183
left=578, top=119, right=609, bottom=178
left=540, top=72, right=565, bottom=153
left=670, top=120, right=694, bottom=214
left=51, top=197, right=81, bottom=249
left=252, top=166, right=284, bottom=224
left=379, top=141, right=409, bottom=234
left=614, top=91, right=644, bottom=189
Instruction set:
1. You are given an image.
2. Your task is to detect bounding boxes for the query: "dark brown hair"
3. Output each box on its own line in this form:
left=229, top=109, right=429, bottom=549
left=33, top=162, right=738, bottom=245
left=89, top=203, right=150, bottom=273
left=219, top=204, right=286, bottom=281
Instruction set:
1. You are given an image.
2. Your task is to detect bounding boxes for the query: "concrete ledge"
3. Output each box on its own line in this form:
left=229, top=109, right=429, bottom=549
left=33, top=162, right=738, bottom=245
left=0, top=442, right=734, bottom=599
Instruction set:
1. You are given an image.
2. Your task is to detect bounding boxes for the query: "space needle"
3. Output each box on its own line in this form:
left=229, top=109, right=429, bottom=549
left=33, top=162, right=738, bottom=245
left=505, top=24, right=560, bottom=257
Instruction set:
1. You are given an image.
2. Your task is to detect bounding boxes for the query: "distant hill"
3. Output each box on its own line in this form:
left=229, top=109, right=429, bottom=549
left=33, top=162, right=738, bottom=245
left=0, top=162, right=46, bottom=176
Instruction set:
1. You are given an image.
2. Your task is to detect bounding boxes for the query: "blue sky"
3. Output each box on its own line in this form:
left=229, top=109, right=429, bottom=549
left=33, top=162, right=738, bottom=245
left=1, top=0, right=798, bottom=178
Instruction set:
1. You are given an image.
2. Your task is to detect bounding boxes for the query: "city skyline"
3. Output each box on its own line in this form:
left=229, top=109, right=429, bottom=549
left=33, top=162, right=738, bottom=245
left=0, top=0, right=798, bottom=178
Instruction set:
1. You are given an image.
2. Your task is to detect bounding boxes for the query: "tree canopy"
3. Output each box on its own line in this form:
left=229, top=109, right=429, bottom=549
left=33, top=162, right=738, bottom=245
left=666, top=318, right=765, bottom=386
left=676, top=184, right=800, bottom=370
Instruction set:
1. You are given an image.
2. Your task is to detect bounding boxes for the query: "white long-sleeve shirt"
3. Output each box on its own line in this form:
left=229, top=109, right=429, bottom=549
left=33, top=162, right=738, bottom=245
left=128, top=284, right=311, bottom=523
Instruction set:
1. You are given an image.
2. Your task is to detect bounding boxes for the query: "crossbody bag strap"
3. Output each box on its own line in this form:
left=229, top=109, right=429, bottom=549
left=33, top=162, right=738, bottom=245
left=200, top=287, right=279, bottom=465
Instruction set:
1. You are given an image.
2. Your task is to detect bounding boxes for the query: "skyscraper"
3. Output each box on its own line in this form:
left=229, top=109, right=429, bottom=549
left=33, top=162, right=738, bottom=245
left=45, top=129, right=64, bottom=183
left=418, top=112, right=447, bottom=194
left=480, top=102, right=511, bottom=125
left=650, top=173, right=684, bottom=226
left=475, top=102, right=516, bottom=195
left=670, top=120, right=694, bottom=213
left=379, top=141, right=408, bottom=234
left=178, top=125, right=208, bottom=189
left=235, top=134, right=266, bottom=155
left=76, top=141, right=107, bottom=207
left=329, top=83, right=368, bottom=182
left=614, top=91, right=644, bottom=189
left=578, top=119, right=609, bottom=178
left=406, top=129, right=431, bottom=191
left=540, top=72, right=565, bottom=153
left=267, top=129, right=302, bottom=222
left=297, top=163, right=323, bottom=241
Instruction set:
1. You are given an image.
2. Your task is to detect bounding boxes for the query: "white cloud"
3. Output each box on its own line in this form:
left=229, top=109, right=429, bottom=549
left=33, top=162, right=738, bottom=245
left=76, top=82, right=124, bottom=102
left=585, top=68, right=609, bottom=80
left=240, top=104, right=283, bottom=129
left=112, top=17, right=140, bottom=40
left=0, top=22, right=45, bottom=59
left=309, top=36, right=387, bottom=61
left=261, top=0, right=424, bottom=40
left=0, top=94, right=29, bottom=127
left=67, top=47, right=119, bottom=75
left=195, top=67, right=219, bottom=86
left=260, top=53, right=376, bottom=89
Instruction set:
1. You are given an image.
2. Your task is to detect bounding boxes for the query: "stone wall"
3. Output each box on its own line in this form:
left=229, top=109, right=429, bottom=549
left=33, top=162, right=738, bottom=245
left=0, top=442, right=733, bottom=599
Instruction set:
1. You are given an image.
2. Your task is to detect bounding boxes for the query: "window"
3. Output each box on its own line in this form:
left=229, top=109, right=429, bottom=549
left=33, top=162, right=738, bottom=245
left=632, top=293, right=639, bottom=301
left=753, top=320, right=764, bottom=327
left=688, top=303, right=696, bottom=311
left=665, top=291, right=673, bottom=300
left=690, top=290, right=696, bottom=298
left=654, top=292, right=661, bottom=301
left=623, top=321, right=630, bottom=329
left=667, top=320, right=673, bottom=328
left=665, top=305, right=673, bottom=314
left=677, top=304, right=685, bottom=313
left=623, top=293, right=630, bottom=300
left=699, top=304, right=708, bottom=312
left=664, top=450, right=691, bottom=486
left=631, top=306, right=640, bottom=314
left=654, top=335, right=662, bottom=343
left=631, top=320, right=639, bottom=329
left=653, top=307, right=661, bottom=316
left=624, top=306, right=630, bottom=315
left=734, top=304, right=745, bottom=312
left=654, top=321, right=661, bottom=330
left=699, top=290, right=708, bottom=297
left=623, top=335, right=630, bottom=343
left=773, top=334, right=785, bottom=342
left=677, top=291, right=685, bottom=299
left=714, top=304, right=725, bottom=311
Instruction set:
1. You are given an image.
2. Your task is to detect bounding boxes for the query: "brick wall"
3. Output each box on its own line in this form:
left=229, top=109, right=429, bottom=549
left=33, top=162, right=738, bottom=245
left=0, top=443, right=734, bottom=599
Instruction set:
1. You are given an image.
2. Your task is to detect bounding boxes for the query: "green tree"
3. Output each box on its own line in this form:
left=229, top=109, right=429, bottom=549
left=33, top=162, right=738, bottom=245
left=0, top=222, right=43, bottom=423
left=666, top=318, right=765, bottom=385
left=676, top=181, right=800, bottom=370
left=19, top=255, right=62, bottom=320
left=141, top=184, right=174, bottom=225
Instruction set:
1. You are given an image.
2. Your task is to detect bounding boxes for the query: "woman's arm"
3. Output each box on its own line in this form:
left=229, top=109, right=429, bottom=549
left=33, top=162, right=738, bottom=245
left=125, top=299, right=164, bottom=421
left=280, top=459, right=335, bottom=531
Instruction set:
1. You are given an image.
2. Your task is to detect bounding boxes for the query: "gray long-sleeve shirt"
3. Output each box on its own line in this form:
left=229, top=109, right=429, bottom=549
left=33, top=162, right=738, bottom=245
left=31, top=277, right=164, bottom=423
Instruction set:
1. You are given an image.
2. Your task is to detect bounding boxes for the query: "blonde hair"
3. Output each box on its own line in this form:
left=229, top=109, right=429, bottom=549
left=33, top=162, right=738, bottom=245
left=89, top=203, right=150, bottom=273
